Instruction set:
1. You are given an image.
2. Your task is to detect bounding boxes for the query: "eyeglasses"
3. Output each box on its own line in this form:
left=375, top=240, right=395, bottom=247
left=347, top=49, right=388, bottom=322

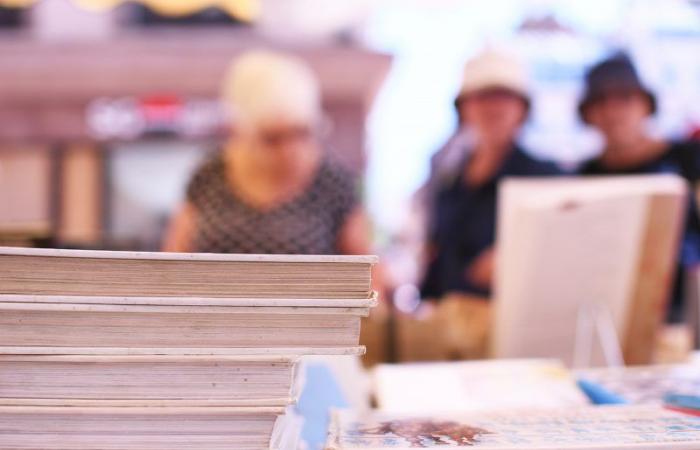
left=470, top=88, right=525, bottom=102
left=257, top=126, right=315, bottom=148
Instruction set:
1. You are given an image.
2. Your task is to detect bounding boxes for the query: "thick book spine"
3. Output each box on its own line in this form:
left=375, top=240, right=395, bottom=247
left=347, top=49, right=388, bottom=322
left=0, top=293, right=379, bottom=308
left=0, top=251, right=375, bottom=299
left=0, top=346, right=367, bottom=356
left=0, top=405, right=285, bottom=450
left=0, top=355, right=300, bottom=406
left=0, top=304, right=364, bottom=349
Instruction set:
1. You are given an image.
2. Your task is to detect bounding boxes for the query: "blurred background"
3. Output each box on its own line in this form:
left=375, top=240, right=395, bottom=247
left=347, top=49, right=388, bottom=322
left=2, top=0, right=700, bottom=363
left=3, top=0, right=699, bottom=245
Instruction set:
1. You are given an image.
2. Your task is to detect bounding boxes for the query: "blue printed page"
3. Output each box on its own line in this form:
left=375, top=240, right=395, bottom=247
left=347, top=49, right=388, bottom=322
left=575, top=363, right=700, bottom=405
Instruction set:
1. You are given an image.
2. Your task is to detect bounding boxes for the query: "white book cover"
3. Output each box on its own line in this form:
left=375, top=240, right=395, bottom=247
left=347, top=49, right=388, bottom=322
left=493, top=175, right=687, bottom=366
left=373, top=359, right=588, bottom=414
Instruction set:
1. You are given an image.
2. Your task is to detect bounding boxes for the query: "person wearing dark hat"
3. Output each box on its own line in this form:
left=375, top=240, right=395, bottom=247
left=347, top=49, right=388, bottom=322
left=419, top=48, right=564, bottom=301
left=579, top=52, right=700, bottom=323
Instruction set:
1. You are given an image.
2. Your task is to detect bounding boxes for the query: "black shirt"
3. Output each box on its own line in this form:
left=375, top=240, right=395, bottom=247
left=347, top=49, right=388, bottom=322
left=421, top=145, right=565, bottom=299
left=581, top=140, right=700, bottom=322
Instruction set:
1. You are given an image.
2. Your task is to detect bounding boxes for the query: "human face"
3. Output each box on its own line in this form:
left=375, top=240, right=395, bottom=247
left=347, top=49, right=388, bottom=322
left=459, top=88, right=527, bottom=145
left=237, top=119, right=320, bottom=176
left=585, top=90, right=651, bottom=145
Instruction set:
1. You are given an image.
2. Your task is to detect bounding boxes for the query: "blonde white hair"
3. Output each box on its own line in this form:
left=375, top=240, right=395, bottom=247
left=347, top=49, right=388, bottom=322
left=222, top=50, right=322, bottom=130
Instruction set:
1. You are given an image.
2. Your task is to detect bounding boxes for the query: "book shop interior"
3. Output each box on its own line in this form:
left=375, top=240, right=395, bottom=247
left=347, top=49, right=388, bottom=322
left=3, top=0, right=700, bottom=449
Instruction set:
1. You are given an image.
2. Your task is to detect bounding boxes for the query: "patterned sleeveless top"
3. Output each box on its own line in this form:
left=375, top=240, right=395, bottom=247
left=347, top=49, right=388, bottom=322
left=186, top=152, right=359, bottom=254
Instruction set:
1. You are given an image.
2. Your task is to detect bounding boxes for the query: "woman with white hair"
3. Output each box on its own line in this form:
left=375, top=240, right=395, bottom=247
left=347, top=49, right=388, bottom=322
left=163, top=50, right=371, bottom=255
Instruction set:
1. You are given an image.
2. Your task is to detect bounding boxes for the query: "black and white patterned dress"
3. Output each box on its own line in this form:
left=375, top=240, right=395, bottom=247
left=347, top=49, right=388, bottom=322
left=186, top=152, right=359, bottom=254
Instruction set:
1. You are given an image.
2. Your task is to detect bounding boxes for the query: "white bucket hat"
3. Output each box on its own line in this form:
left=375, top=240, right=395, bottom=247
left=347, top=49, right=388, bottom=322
left=222, top=50, right=322, bottom=130
left=455, top=48, right=531, bottom=109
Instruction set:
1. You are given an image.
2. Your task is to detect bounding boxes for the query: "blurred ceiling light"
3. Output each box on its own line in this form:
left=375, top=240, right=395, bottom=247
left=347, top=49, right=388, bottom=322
left=257, top=0, right=372, bottom=41
left=69, top=0, right=116, bottom=11
left=517, top=14, right=575, bottom=35
left=0, top=0, right=34, bottom=6
left=140, top=0, right=257, bottom=19
left=0, top=0, right=258, bottom=20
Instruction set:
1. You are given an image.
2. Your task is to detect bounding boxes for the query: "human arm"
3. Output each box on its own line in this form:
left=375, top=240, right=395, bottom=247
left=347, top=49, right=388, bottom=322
left=162, top=202, right=197, bottom=252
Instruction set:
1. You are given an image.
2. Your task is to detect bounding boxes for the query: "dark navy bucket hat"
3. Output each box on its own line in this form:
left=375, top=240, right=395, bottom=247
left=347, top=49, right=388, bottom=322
left=578, top=52, right=657, bottom=123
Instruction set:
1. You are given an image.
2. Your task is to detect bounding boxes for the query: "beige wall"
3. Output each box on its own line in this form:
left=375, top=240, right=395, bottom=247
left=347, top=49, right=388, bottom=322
left=58, top=145, right=103, bottom=244
left=0, top=147, right=51, bottom=232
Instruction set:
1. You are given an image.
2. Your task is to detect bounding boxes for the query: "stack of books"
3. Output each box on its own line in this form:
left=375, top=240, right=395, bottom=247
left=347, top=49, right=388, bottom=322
left=0, top=247, right=377, bottom=449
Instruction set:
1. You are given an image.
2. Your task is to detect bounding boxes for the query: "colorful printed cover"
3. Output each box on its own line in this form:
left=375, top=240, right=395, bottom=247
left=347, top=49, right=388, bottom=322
left=326, top=405, right=700, bottom=449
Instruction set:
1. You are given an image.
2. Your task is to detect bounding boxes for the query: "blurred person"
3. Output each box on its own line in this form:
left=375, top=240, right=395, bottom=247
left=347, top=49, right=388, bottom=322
left=579, top=52, right=700, bottom=323
left=420, top=49, right=564, bottom=301
left=163, top=50, right=372, bottom=257
left=690, top=125, right=700, bottom=142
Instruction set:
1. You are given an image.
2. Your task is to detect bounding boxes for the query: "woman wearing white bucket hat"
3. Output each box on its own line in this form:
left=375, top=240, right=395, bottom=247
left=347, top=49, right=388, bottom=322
left=163, top=50, right=372, bottom=256
left=421, top=48, right=563, bottom=301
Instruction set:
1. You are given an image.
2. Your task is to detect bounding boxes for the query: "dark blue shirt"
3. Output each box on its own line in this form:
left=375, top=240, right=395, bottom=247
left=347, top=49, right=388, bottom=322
left=581, top=140, right=700, bottom=322
left=421, top=145, right=564, bottom=299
